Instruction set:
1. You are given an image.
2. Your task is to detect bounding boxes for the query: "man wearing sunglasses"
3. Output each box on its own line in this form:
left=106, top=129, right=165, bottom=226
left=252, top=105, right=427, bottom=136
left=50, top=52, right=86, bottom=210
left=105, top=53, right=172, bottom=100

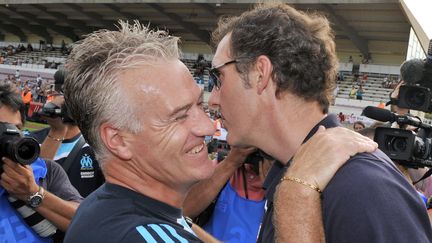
left=208, top=3, right=432, bottom=243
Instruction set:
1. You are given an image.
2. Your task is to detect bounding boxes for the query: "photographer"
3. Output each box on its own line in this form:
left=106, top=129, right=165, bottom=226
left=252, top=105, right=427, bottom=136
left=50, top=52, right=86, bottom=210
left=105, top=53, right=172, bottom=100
left=387, top=58, right=432, bottom=208
left=362, top=57, right=432, bottom=224
left=29, top=69, right=104, bottom=197
left=0, top=84, right=82, bottom=242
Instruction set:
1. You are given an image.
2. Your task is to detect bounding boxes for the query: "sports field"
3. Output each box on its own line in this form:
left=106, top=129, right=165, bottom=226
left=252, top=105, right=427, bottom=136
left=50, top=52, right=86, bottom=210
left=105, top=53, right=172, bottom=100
left=24, top=121, right=49, bottom=132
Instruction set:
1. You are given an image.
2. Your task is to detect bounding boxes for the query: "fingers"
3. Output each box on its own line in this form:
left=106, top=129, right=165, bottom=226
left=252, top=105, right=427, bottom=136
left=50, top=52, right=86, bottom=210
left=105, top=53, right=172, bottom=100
left=2, top=157, right=24, bottom=179
left=1, top=157, right=37, bottom=194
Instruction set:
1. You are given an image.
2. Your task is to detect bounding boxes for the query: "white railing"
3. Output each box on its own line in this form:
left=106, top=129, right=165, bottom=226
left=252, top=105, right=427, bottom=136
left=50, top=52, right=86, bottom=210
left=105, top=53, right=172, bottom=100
left=359, top=64, right=400, bottom=75
left=339, top=62, right=353, bottom=72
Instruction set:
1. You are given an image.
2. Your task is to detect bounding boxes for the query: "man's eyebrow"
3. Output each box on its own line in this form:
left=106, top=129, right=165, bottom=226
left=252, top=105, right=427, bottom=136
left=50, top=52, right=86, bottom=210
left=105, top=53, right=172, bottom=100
left=168, top=90, right=204, bottom=118
left=168, top=103, right=192, bottom=118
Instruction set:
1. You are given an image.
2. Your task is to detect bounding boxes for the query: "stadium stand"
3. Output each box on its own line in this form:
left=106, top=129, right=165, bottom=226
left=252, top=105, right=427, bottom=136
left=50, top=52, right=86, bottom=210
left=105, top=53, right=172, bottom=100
left=336, top=74, right=394, bottom=102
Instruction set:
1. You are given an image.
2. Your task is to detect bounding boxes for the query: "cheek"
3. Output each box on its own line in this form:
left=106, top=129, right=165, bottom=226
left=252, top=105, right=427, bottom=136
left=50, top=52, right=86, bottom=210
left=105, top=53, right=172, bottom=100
left=151, top=124, right=189, bottom=155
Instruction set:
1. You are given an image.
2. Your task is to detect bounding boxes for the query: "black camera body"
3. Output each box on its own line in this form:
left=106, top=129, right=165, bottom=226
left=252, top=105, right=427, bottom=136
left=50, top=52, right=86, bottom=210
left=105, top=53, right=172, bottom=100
left=394, top=52, right=432, bottom=112
left=397, top=85, right=432, bottom=112
left=374, top=127, right=432, bottom=168
left=38, top=102, right=62, bottom=118
left=0, top=121, right=40, bottom=167
left=37, top=102, right=74, bottom=123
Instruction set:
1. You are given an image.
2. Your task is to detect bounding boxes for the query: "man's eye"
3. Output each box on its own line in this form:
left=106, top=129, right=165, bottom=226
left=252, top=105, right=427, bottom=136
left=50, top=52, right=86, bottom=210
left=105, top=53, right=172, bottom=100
left=174, top=114, right=188, bottom=121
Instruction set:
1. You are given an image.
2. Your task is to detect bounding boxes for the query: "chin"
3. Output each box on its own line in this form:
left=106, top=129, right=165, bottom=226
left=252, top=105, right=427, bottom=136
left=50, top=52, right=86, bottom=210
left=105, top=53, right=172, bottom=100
left=198, top=160, right=217, bottom=180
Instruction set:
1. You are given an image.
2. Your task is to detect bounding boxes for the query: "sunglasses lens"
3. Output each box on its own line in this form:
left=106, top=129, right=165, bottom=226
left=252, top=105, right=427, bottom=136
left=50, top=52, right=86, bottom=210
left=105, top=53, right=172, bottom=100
left=210, top=69, right=221, bottom=88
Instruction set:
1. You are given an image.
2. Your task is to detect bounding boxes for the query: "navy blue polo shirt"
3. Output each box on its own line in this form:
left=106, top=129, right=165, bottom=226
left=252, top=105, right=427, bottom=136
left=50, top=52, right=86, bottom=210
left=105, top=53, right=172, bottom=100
left=64, top=183, right=203, bottom=243
left=257, top=114, right=432, bottom=243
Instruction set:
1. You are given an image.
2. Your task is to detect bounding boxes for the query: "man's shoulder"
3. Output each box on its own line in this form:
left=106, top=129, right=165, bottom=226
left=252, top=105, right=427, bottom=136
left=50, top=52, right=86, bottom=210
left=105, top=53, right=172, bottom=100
left=67, top=219, right=201, bottom=243
left=322, top=148, right=423, bottom=214
left=322, top=150, right=432, bottom=242
left=326, top=150, right=403, bottom=189
left=67, top=190, right=201, bottom=242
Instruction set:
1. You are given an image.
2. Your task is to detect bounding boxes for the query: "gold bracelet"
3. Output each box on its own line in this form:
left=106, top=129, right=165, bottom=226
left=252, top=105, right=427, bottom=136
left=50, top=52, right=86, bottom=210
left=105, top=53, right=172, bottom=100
left=47, top=134, right=64, bottom=142
left=281, top=176, right=322, bottom=193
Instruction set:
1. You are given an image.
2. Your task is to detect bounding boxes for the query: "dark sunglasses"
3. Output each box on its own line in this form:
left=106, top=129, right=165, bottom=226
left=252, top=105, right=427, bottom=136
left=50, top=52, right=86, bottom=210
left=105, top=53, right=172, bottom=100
left=209, top=60, right=238, bottom=90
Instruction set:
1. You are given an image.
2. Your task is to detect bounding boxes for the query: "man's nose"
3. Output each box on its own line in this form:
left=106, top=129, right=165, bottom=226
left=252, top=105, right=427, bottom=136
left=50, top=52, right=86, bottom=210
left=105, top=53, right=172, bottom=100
left=208, top=88, right=220, bottom=108
left=193, top=111, right=216, bottom=137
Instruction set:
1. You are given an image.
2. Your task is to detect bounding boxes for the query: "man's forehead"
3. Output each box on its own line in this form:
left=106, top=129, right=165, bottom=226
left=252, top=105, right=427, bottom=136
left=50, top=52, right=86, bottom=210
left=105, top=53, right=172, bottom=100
left=164, top=85, right=203, bottom=114
left=212, top=34, right=232, bottom=66
left=0, top=106, right=22, bottom=128
left=122, top=60, right=199, bottom=114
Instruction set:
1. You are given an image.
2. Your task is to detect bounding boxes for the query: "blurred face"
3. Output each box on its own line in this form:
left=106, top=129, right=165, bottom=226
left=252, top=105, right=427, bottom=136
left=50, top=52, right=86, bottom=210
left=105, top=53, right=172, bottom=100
left=390, top=81, right=409, bottom=115
left=0, top=105, right=23, bottom=130
left=353, top=123, right=365, bottom=131
left=121, top=60, right=216, bottom=189
left=208, top=34, right=258, bottom=147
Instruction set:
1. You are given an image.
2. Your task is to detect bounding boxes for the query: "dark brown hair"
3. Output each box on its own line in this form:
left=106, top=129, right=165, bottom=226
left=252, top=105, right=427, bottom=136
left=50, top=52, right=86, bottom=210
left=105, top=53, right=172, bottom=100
left=212, top=3, right=338, bottom=113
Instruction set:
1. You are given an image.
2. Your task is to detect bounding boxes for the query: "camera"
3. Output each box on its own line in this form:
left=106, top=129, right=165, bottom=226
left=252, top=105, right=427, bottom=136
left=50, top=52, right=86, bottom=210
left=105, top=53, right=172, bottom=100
left=374, top=127, right=432, bottom=168
left=38, top=101, right=62, bottom=118
left=363, top=48, right=432, bottom=168
left=37, top=68, right=76, bottom=124
left=392, top=51, right=432, bottom=112
left=37, top=102, right=74, bottom=123
left=397, top=85, right=432, bottom=112
left=0, top=121, right=40, bottom=167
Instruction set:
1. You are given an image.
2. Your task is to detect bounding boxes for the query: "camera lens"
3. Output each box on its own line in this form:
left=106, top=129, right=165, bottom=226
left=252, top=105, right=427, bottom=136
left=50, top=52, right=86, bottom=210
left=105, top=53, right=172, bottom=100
left=406, top=88, right=427, bottom=109
left=388, top=137, right=408, bottom=152
left=11, top=138, right=40, bottom=165
left=17, top=143, right=36, bottom=160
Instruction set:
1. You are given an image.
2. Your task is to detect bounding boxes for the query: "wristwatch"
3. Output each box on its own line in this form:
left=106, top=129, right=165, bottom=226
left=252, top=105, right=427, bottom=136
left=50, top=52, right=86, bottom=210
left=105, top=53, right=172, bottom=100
left=27, top=186, right=45, bottom=208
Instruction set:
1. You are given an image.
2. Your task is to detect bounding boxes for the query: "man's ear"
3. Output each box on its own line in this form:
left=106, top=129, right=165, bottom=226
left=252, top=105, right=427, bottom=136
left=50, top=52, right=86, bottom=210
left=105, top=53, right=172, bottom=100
left=100, top=123, right=133, bottom=160
left=255, top=55, right=273, bottom=95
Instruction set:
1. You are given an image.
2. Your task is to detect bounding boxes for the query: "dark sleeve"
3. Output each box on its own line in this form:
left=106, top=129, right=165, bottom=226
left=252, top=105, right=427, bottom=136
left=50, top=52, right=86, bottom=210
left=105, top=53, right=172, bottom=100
left=44, top=159, right=83, bottom=203
left=322, top=151, right=432, bottom=243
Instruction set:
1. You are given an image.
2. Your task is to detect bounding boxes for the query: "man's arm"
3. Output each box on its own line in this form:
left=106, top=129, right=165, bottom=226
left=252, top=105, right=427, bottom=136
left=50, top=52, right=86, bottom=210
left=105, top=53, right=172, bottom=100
left=274, top=181, right=324, bottom=242
left=0, top=157, right=80, bottom=231
left=38, top=117, right=68, bottom=160
left=34, top=191, right=79, bottom=231
left=274, top=126, right=378, bottom=243
left=38, top=95, right=68, bottom=159
left=183, top=147, right=254, bottom=218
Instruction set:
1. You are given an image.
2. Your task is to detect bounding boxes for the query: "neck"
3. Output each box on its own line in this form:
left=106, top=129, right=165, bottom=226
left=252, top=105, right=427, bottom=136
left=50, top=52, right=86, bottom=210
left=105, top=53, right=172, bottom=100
left=254, top=94, right=326, bottom=164
left=103, top=158, right=186, bottom=208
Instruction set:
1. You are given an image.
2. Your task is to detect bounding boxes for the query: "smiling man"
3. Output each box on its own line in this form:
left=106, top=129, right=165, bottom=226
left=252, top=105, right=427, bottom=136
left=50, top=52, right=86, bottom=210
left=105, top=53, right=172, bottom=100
left=62, top=22, right=216, bottom=242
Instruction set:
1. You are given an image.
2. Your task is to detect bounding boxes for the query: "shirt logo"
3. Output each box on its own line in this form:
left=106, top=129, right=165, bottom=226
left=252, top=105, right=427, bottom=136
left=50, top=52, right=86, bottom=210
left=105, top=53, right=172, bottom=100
left=80, top=154, right=95, bottom=179
left=80, top=154, right=94, bottom=170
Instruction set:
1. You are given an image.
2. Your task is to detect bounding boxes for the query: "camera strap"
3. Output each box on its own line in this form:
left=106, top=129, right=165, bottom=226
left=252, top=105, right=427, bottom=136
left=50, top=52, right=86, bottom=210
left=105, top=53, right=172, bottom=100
left=62, top=135, right=86, bottom=173
left=413, top=168, right=432, bottom=185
